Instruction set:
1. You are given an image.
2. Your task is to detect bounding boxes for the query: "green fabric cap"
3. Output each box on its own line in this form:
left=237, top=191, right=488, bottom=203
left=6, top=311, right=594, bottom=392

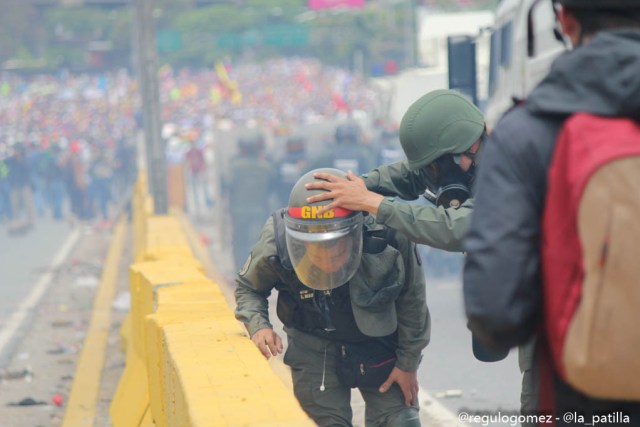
left=399, top=89, right=484, bottom=170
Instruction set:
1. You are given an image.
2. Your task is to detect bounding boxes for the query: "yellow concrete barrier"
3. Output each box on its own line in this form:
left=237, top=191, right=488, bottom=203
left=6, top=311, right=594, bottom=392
left=110, top=174, right=313, bottom=427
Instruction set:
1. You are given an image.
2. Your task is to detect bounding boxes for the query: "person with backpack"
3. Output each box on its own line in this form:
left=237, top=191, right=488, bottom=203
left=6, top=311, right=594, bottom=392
left=463, top=0, right=640, bottom=423
left=234, top=168, right=429, bottom=427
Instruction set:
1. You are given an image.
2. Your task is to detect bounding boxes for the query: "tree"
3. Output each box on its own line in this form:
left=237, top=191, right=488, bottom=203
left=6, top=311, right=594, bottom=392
left=0, top=0, right=38, bottom=65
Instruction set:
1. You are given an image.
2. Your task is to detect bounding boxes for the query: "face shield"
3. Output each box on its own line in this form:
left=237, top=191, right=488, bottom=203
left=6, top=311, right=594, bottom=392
left=284, top=213, right=363, bottom=291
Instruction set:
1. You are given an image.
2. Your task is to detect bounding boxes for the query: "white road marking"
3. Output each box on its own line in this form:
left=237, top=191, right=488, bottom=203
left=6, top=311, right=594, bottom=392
left=0, top=230, right=80, bottom=356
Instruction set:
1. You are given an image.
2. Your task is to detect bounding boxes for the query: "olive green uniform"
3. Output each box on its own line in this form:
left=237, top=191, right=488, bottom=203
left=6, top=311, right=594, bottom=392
left=235, top=215, right=430, bottom=427
left=363, top=161, right=472, bottom=252
left=226, top=154, right=276, bottom=271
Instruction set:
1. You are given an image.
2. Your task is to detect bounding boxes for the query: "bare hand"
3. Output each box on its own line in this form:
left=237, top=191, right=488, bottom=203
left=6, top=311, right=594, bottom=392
left=304, top=170, right=384, bottom=215
left=379, top=367, right=419, bottom=407
left=251, top=328, right=283, bottom=359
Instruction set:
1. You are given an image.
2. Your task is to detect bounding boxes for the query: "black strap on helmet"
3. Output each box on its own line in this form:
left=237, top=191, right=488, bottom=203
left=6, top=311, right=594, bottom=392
left=272, top=208, right=293, bottom=270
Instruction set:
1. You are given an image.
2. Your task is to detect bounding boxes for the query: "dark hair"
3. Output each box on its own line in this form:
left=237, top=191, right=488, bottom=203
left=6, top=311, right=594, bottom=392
left=567, top=6, right=640, bottom=35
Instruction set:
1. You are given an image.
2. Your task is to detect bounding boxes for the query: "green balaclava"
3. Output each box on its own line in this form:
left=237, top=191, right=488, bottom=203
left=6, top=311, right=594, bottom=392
left=399, top=89, right=485, bottom=170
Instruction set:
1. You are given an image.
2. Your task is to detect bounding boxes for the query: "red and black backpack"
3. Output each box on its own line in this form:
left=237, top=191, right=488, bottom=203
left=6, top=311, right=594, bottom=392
left=542, top=113, right=640, bottom=400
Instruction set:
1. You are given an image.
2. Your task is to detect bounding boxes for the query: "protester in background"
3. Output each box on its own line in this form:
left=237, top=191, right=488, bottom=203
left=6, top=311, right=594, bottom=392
left=46, top=144, right=67, bottom=221
left=113, top=137, right=137, bottom=201
left=184, top=138, right=209, bottom=218
left=0, top=152, right=11, bottom=223
left=6, top=144, right=35, bottom=232
left=463, top=0, right=640, bottom=423
left=27, top=140, right=48, bottom=218
left=89, top=146, right=113, bottom=223
left=63, top=140, right=92, bottom=224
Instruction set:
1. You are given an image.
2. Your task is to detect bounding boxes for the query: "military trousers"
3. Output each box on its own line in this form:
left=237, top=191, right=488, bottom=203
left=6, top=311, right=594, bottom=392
left=283, top=328, right=420, bottom=427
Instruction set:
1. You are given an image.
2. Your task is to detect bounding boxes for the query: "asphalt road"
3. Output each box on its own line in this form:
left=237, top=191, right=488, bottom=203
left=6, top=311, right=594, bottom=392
left=0, top=219, right=71, bottom=317
left=0, top=217, right=76, bottom=363
left=420, top=269, right=522, bottom=418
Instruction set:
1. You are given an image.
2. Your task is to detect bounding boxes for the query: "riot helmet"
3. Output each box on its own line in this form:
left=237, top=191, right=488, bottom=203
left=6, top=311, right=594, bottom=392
left=285, top=135, right=305, bottom=154
left=237, top=133, right=265, bottom=156
left=285, top=168, right=364, bottom=291
left=335, top=122, right=362, bottom=145
left=380, top=127, right=400, bottom=144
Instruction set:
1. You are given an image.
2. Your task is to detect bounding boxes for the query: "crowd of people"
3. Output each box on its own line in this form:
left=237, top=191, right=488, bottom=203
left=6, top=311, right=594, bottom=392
left=0, top=57, right=385, bottom=235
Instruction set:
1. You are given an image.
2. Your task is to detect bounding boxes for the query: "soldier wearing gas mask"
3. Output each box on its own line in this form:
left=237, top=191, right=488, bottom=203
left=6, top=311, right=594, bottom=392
left=306, top=89, right=485, bottom=252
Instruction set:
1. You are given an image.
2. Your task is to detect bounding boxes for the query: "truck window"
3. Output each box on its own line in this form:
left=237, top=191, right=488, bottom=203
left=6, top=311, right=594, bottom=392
left=500, top=22, right=513, bottom=67
left=488, top=31, right=499, bottom=97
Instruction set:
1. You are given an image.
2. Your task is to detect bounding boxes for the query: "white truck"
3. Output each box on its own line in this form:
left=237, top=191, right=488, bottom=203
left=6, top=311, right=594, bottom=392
left=449, top=0, right=567, bottom=126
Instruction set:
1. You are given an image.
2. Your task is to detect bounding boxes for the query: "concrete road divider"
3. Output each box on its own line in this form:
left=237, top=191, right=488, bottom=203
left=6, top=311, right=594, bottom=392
left=110, top=175, right=313, bottom=426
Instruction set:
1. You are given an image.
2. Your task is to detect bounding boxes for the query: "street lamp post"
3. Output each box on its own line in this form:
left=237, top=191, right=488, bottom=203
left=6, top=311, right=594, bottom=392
left=135, top=0, right=167, bottom=214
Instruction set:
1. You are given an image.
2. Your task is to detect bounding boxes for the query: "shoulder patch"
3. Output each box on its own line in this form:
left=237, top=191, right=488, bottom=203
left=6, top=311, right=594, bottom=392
left=239, top=253, right=252, bottom=276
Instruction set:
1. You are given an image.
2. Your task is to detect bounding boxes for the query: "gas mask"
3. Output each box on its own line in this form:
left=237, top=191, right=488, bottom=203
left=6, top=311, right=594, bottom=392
left=419, top=154, right=475, bottom=209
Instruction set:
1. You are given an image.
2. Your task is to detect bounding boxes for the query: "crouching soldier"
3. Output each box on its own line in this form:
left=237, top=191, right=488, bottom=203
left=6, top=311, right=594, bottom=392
left=235, top=168, right=429, bottom=427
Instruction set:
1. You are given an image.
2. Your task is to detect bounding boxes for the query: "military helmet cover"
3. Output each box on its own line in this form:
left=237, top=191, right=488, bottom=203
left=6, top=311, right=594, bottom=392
left=335, top=122, right=362, bottom=144
left=286, top=135, right=305, bottom=153
left=399, top=89, right=485, bottom=170
left=237, top=133, right=264, bottom=152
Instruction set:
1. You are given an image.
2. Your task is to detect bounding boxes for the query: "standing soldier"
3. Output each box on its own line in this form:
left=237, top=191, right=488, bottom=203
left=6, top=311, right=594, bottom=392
left=327, top=122, right=372, bottom=177
left=226, top=133, right=276, bottom=272
left=375, top=126, right=405, bottom=167
left=276, top=135, right=309, bottom=207
left=7, top=144, right=35, bottom=233
left=0, top=151, right=11, bottom=223
left=184, top=139, right=208, bottom=217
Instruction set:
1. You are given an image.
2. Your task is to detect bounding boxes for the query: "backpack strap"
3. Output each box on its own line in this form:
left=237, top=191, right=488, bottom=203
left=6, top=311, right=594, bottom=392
left=363, top=222, right=397, bottom=254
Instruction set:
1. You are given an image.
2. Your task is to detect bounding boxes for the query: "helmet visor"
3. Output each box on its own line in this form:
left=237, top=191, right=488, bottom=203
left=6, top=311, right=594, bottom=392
left=285, top=214, right=363, bottom=290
